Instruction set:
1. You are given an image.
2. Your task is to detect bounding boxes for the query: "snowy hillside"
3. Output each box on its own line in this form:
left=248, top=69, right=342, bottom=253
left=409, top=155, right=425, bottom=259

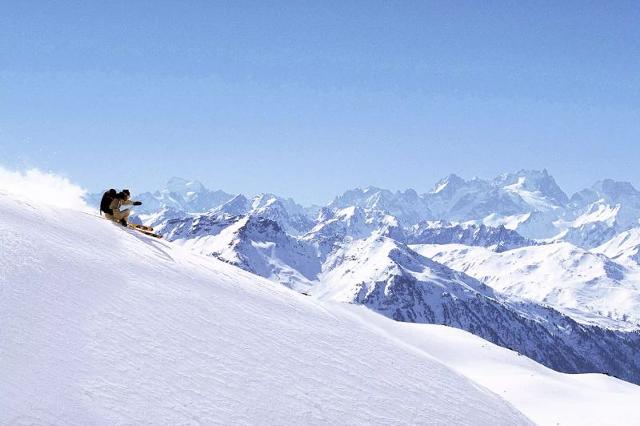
left=4, top=169, right=640, bottom=425
left=594, top=228, right=640, bottom=266
left=414, top=243, right=640, bottom=330
left=349, top=306, right=640, bottom=426
left=0, top=194, right=533, bottom=424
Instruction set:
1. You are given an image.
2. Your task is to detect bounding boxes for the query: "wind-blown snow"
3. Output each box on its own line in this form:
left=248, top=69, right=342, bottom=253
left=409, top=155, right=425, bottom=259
left=0, top=167, right=89, bottom=211
left=0, top=195, right=530, bottom=425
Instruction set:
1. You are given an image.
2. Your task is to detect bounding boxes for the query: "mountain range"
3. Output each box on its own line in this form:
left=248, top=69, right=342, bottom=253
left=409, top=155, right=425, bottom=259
left=87, top=169, right=640, bottom=385
left=9, top=190, right=640, bottom=425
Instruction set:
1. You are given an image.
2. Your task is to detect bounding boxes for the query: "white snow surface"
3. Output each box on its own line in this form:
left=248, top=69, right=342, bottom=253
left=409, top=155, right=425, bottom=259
left=412, top=243, right=640, bottom=330
left=0, top=195, right=532, bottom=425
left=345, top=305, right=640, bottom=426
left=594, top=227, right=640, bottom=266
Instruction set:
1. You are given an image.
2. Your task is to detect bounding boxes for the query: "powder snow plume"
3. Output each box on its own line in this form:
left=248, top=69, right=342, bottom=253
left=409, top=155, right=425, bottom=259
left=0, top=167, right=89, bottom=211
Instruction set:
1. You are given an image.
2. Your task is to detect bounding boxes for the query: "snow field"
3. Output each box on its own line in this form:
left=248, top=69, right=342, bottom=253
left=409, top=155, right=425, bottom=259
left=0, top=196, right=530, bottom=425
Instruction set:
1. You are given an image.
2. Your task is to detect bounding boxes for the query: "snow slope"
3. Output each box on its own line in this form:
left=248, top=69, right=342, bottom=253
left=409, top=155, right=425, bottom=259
left=413, top=243, right=640, bottom=330
left=594, top=227, right=640, bottom=267
left=0, top=194, right=530, bottom=425
left=344, top=305, right=640, bottom=426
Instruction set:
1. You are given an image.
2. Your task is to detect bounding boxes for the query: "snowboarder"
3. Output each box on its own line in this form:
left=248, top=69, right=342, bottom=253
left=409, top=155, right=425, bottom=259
left=102, top=189, right=142, bottom=226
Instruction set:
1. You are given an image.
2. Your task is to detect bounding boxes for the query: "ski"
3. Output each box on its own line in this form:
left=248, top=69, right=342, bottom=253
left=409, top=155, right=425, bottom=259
left=128, top=223, right=154, bottom=232
left=128, top=224, right=163, bottom=238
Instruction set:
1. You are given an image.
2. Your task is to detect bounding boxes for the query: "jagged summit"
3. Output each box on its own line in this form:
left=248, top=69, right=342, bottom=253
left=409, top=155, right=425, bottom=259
left=591, top=179, right=640, bottom=202
left=165, top=176, right=206, bottom=195
left=431, top=173, right=466, bottom=194
left=130, top=178, right=235, bottom=214
left=212, top=193, right=251, bottom=216
left=494, top=169, right=569, bottom=207
left=329, top=186, right=431, bottom=226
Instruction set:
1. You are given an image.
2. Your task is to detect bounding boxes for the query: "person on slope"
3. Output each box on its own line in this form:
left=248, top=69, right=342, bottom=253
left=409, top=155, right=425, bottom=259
left=104, top=189, right=142, bottom=226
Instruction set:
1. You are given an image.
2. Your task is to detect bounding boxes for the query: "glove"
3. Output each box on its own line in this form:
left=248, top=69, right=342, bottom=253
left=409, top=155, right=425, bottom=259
left=133, top=201, right=142, bottom=206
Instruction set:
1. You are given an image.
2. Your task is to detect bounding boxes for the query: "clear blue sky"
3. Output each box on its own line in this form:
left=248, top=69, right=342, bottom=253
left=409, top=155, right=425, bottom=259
left=1, top=1, right=638, bottom=204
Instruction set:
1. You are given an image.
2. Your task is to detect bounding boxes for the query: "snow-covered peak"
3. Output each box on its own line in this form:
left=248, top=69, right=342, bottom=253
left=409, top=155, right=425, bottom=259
left=248, top=193, right=313, bottom=236
left=494, top=169, right=569, bottom=207
left=250, top=193, right=278, bottom=211
left=329, top=186, right=431, bottom=226
left=316, top=234, right=493, bottom=301
left=424, top=170, right=568, bottom=223
left=330, top=186, right=385, bottom=206
left=212, top=194, right=251, bottom=216
left=561, top=179, right=640, bottom=247
left=570, top=179, right=640, bottom=208
left=592, top=179, right=640, bottom=202
left=431, top=173, right=466, bottom=195
left=166, top=176, right=205, bottom=196
left=334, top=205, right=365, bottom=223
left=126, top=178, right=234, bottom=214
left=330, top=186, right=389, bottom=209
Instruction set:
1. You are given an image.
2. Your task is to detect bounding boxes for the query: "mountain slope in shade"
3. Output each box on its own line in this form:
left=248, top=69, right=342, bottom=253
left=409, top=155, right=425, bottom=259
left=406, top=221, right=534, bottom=252
left=0, top=194, right=535, bottom=425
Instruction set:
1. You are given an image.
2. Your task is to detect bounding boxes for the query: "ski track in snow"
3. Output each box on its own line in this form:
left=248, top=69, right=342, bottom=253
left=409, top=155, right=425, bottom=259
left=1, top=196, right=531, bottom=425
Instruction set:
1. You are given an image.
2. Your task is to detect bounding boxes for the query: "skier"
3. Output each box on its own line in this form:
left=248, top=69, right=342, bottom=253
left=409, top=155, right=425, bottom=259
left=104, top=190, right=142, bottom=226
